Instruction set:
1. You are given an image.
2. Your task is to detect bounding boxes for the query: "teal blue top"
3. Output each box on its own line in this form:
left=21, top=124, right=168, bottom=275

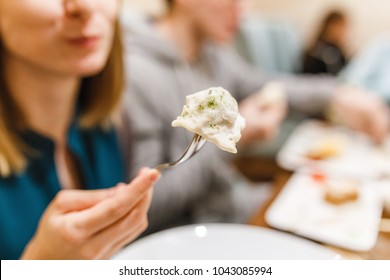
left=0, top=122, right=125, bottom=260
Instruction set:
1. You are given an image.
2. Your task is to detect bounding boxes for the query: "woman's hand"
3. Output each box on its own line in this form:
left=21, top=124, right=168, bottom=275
left=21, top=168, right=160, bottom=260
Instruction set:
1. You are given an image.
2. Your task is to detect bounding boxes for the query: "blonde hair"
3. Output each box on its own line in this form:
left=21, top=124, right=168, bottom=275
left=0, top=21, right=124, bottom=177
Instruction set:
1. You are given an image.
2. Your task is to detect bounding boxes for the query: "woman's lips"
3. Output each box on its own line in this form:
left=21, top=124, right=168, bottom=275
left=67, top=36, right=100, bottom=49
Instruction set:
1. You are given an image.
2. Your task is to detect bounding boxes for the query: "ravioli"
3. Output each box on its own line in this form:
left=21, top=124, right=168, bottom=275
left=172, top=87, right=245, bottom=153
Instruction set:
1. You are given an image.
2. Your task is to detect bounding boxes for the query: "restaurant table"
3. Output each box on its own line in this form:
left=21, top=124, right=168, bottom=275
left=235, top=157, right=390, bottom=260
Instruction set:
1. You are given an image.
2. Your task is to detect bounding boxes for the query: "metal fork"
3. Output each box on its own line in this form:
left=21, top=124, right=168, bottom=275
left=155, top=134, right=207, bottom=171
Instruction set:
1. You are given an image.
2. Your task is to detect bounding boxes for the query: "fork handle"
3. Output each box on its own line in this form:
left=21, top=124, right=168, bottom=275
left=155, top=163, right=171, bottom=171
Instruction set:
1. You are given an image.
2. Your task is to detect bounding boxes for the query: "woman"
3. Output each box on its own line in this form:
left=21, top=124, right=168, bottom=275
left=303, top=10, right=349, bottom=75
left=0, top=0, right=160, bottom=259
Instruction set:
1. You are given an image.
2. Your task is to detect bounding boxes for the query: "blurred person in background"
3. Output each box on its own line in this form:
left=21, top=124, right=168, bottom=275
left=0, top=0, right=160, bottom=259
left=303, top=9, right=349, bottom=75
left=122, top=0, right=390, bottom=234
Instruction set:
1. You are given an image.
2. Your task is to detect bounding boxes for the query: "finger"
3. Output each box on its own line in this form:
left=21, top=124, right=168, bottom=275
left=136, top=167, right=151, bottom=177
left=86, top=190, right=153, bottom=259
left=375, top=107, right=390, bottom=142
left=368, top=110, right=389, bottom=144
left=72, top=169, right=159, bottom=236
left=357, top=102, right=381, bottom=142
left=53, top=188, right=118, bottom=213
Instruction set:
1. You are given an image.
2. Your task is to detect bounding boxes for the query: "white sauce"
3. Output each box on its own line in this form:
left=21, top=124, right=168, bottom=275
left=172, top=87, right=245, bottom=153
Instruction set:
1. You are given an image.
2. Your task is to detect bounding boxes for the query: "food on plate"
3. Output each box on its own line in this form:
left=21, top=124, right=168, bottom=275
left=324, top=179, right=359, bottom=205
left=172, top=87, right=245, bottom=153
left=310, top=170, right=327, bottom=183
left=306, top=136, right=344, bottom=160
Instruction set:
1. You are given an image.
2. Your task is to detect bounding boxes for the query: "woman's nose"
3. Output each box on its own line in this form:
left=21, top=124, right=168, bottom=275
left=64, top=0, right=96, bottom=18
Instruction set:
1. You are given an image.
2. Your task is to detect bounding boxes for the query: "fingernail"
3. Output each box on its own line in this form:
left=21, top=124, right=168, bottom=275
left=148, top=169, right=161, bottom=184
left=138, top=167, right=151, bottom=176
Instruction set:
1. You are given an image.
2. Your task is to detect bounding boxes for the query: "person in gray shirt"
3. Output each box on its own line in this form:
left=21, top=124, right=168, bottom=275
left=121, top=0, right=390, bottom=233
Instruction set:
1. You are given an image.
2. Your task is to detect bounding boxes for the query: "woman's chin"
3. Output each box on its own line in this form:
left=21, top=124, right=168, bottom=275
left=64, top=50, right=110, bottom=76
left=73, top=60, right=108, bottom=77
left=78, top=66, right=105, bottom=77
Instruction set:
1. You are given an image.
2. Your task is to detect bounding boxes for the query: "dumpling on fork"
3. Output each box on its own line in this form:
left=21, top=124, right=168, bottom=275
left=172, top=87, right=245, bottom=153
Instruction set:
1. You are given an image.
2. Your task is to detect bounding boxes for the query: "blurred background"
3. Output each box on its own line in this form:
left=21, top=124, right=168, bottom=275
left=117, top=0, right=390, bottom=259
left=122, top=0, right=390, bottom=56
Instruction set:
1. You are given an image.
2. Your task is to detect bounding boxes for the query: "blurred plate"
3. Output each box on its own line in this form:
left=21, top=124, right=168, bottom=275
left=277, top=120, right=390, bottom=178
left=113, top=223, right=340, bottom=260
left=266, top=169, right=383, bottom=251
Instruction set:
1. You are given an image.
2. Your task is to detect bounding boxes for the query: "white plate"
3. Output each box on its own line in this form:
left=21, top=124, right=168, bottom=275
left=265, top=169, right=383, bottom=251
left=113, top=223, right=340, bottom=260
left=276, top=120, right=390, bottom=178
